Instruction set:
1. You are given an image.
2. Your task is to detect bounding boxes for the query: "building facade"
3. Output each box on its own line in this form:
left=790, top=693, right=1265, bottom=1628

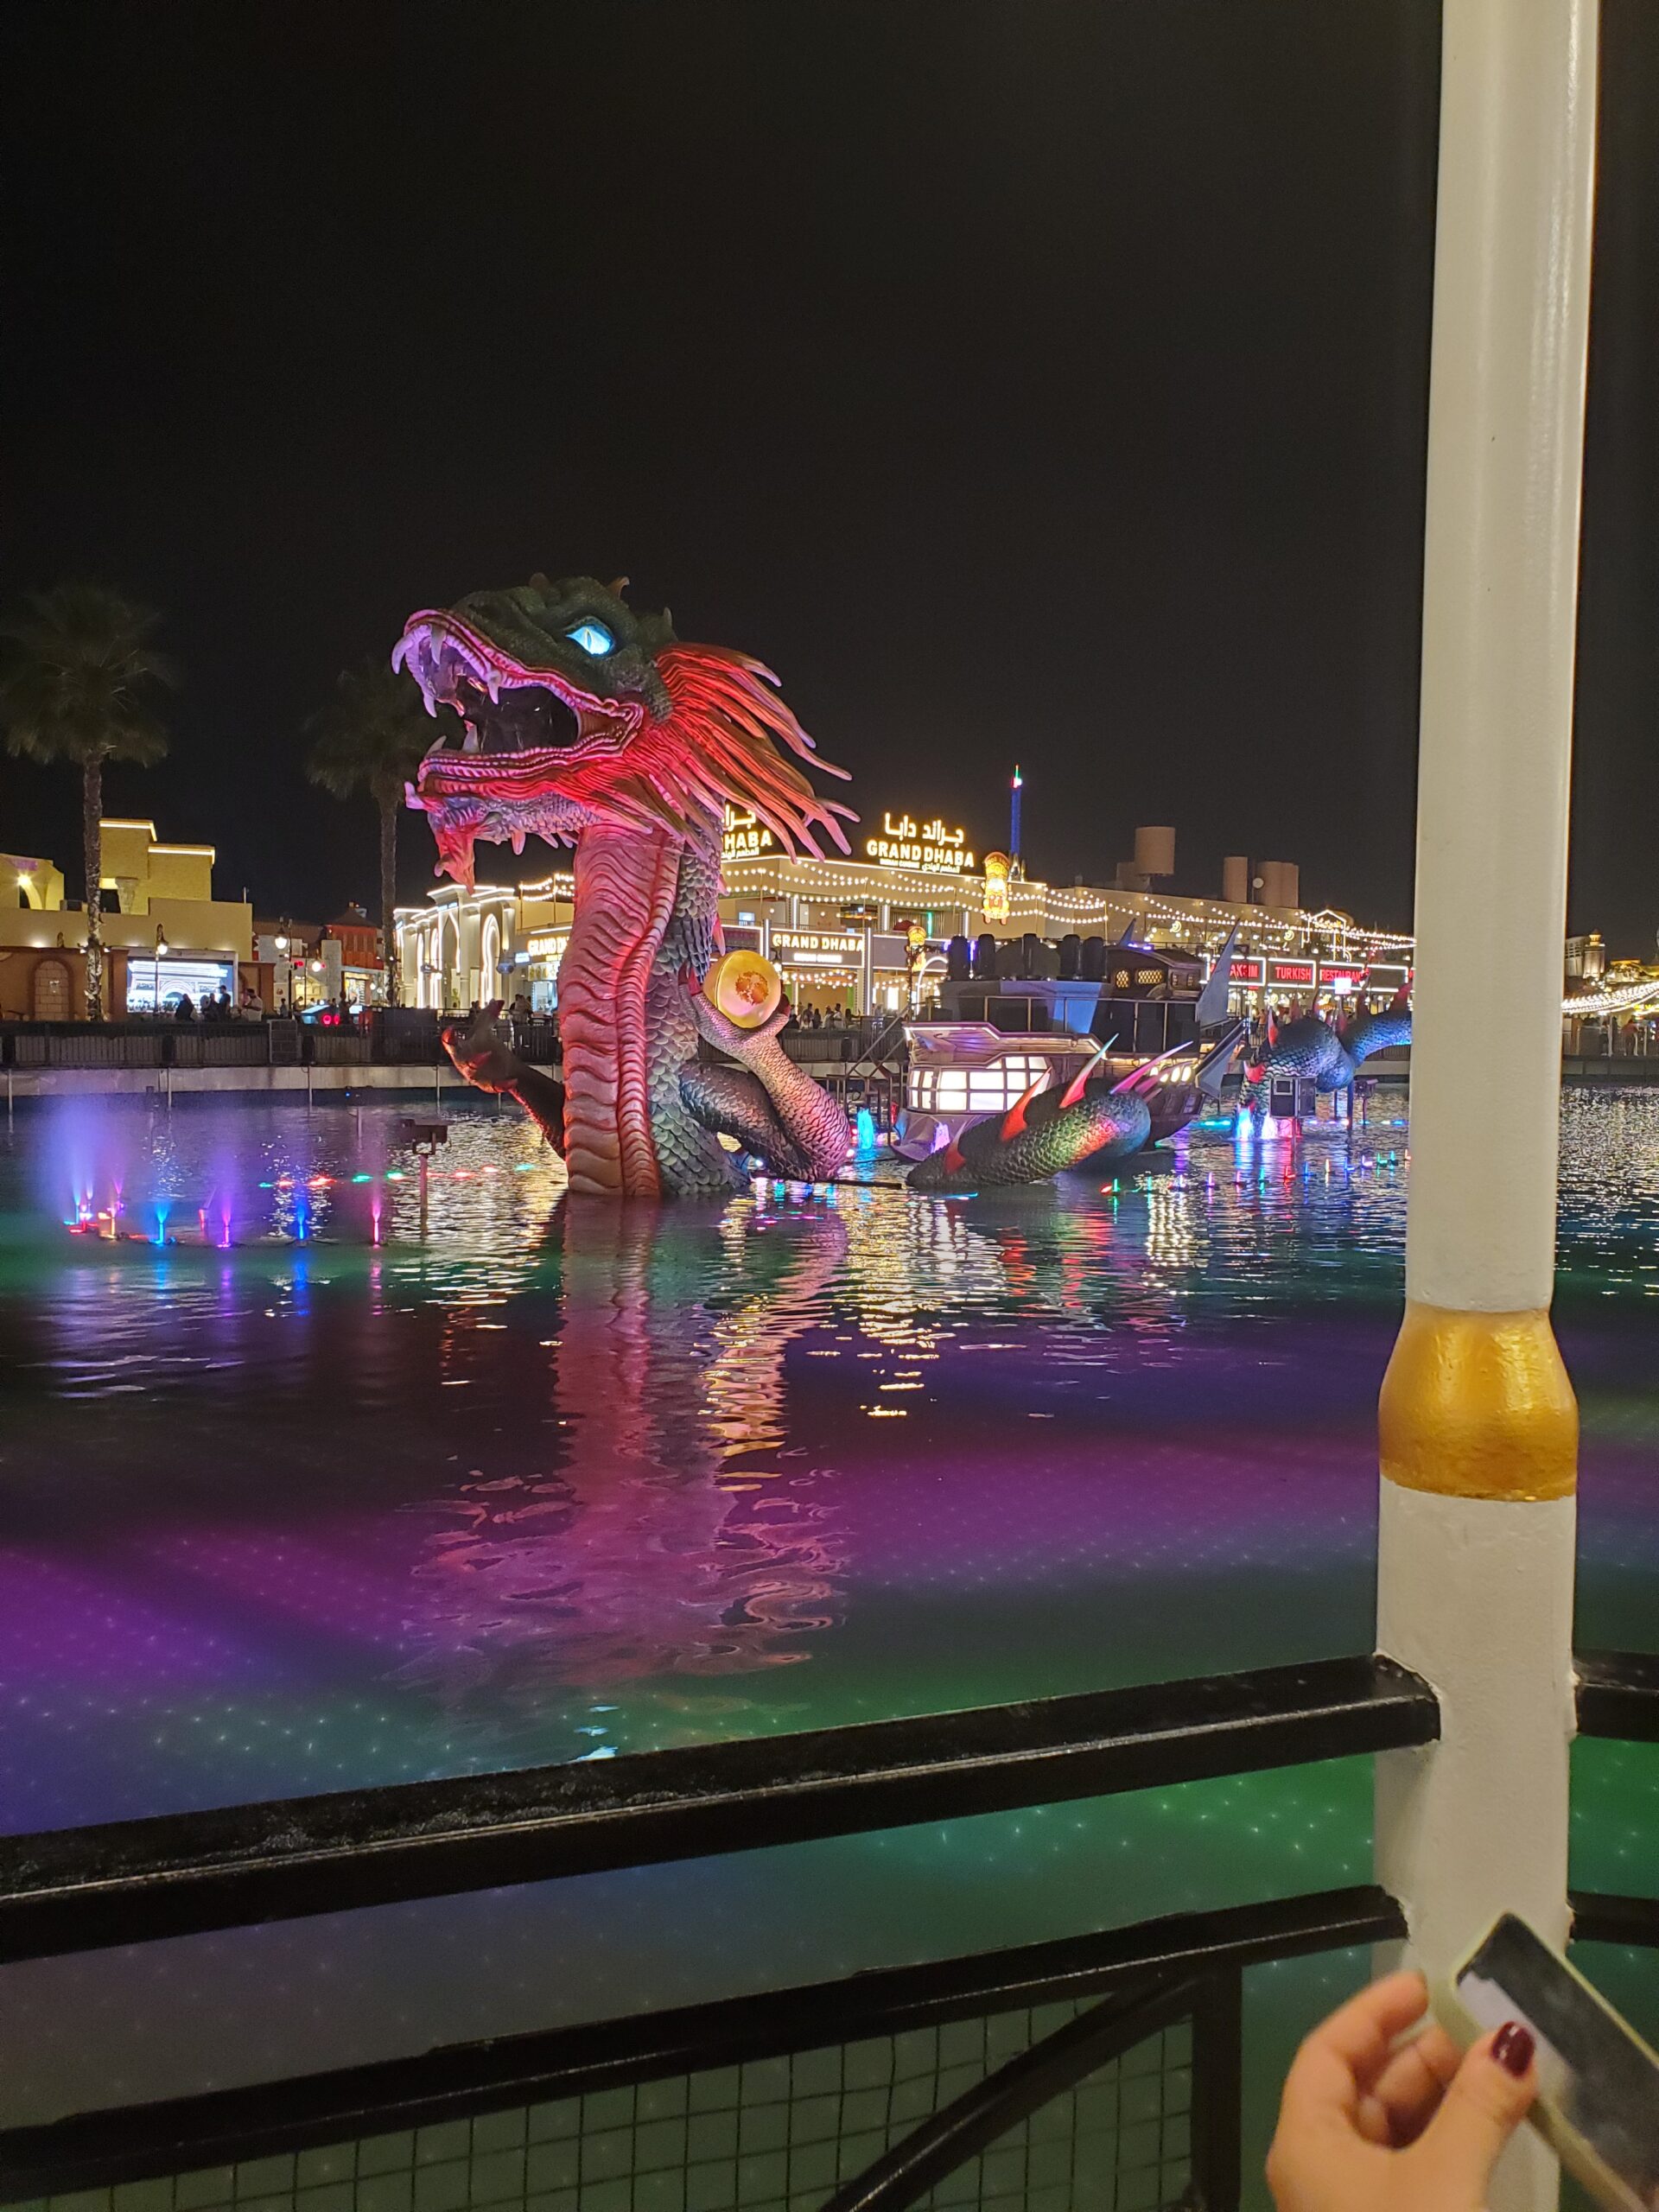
left=249, top=906, right=387, bottom=1012
left=0, top=820, right=252, bottom=1020
left=395, top=873, right=576, bottom=1014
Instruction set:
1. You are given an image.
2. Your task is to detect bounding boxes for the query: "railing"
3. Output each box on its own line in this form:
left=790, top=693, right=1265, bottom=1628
left=1, top=1649, right=1653, bottom=2208
left=0, top=1656, right=1437, bottom=1961
left=779, top=1020, right=906, bottom=1067
left=0, top=1886, right=1389, bottom=2203
left=0, top=1016, right=563, bottom=1076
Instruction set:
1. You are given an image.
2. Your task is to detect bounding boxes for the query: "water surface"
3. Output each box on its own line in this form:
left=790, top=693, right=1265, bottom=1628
left=3, top=1087, right=1655, bottom=1833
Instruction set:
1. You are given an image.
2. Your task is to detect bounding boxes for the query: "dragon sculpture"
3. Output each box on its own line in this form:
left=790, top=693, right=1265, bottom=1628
left=1239, top=991, right=1413, bottom=1110
left=399, top=575, right=1175, bottom=1198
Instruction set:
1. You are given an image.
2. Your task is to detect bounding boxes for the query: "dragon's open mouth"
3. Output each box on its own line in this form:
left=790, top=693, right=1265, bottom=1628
left=397, top=613, right=643, bottom=798
left=397, top=612, right=652, bottom=882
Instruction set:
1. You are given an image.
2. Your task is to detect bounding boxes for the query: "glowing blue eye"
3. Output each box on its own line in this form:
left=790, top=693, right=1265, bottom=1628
left=566, top=621, right=614, bottom=657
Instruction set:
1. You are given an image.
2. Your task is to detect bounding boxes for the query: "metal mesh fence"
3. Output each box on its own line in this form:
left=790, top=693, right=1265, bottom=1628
left=3, top=2002, right=1192, bottom=2212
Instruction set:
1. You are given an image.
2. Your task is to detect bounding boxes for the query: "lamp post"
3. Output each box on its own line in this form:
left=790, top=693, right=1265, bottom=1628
left=153, top=928, right=168, bottom=1014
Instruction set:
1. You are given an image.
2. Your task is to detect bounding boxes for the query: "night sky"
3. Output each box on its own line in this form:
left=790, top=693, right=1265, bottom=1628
left=4, top=3, right=1656, bottom=945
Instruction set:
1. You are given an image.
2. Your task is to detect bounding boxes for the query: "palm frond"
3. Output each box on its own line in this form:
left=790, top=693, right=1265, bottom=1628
left=0, top=582, right=175, bottom=769
left=306, top=658, right=457, bottom=807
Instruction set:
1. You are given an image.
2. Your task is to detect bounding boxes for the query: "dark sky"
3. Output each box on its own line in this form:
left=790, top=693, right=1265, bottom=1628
left=3, top=3, right=1656, bottom=945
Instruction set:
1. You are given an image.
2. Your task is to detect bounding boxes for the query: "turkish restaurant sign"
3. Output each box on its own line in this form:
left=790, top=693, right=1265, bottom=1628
left=1212, top=956, right=1393, bottom=993
left=863, top=812, right=976, bottom=874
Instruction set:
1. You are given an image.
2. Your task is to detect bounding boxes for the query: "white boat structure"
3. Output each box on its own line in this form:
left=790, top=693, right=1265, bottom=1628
left=893, top=934, right=1244, bottom=1164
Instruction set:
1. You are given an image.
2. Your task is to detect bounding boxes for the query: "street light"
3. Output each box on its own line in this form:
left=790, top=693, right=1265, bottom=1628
left=152, top=928, right=168, bottom=1014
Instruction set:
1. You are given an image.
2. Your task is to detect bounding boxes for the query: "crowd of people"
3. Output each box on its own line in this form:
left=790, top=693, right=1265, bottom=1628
left=161, top=989, right=363, bottom=1025
left=164, top=987, right=240, bottom=1023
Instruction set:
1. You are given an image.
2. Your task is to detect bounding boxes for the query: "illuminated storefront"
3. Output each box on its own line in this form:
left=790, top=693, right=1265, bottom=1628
left=124, top=957, right=238, bottom=1014
left=394, top=873, right=575, bottom=1014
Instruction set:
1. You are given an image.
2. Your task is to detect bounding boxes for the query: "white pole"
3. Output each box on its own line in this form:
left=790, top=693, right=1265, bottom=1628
left=1375, top=6, right=1596, bottom=2210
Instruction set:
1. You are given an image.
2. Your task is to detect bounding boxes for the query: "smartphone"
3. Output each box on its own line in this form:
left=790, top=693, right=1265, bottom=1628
left=1437, top=1913, right=1659, bottom=2212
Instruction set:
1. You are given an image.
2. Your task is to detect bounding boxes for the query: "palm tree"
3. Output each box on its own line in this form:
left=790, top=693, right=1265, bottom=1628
left=0, top=584, right=174, bottom=1023
left=307, top=658, right=455, bottom=1007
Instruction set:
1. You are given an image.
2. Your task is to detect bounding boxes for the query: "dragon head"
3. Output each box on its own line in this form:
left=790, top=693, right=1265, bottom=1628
left=397, top=574, right=854, bottom=886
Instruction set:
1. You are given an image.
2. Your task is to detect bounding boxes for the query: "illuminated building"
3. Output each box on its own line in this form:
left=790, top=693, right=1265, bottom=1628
left=0, top=819, right=252, bottom=1019
left=394, top=873, right=575, bottom=1013
left=393, top=801, right=1420, bottom=1020
left=250, top=907, right=387, bottom=1011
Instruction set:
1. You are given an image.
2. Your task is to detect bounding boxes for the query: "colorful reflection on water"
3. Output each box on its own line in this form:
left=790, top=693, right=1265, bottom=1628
left=1, top=1090, right=1657, bottom=1831
left=0, top=1086, right=1656, bottom=2137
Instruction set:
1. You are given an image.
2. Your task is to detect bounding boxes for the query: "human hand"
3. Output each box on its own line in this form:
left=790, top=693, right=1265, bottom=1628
left=440, top=1000, right=521, bottom=1092
left=1267, top=1970, right=1537, bottom=2212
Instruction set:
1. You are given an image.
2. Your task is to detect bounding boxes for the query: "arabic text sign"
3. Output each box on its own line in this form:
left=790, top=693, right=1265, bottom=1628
left=865, top=810, right=976, bottom=874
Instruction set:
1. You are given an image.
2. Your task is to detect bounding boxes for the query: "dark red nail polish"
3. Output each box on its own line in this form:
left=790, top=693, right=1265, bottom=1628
left=1493, top=2023, right=1535, bottom=2077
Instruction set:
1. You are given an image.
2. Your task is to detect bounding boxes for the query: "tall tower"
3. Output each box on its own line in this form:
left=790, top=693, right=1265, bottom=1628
left=1009, top=766, right=1023, bottom=876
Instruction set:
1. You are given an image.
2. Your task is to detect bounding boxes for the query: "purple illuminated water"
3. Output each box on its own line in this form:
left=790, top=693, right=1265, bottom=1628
left=0, top=1096, right=1414, bottom=1832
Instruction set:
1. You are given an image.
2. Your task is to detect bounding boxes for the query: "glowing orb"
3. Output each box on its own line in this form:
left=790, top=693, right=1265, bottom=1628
left=705, top=950, right=783, bottom=1030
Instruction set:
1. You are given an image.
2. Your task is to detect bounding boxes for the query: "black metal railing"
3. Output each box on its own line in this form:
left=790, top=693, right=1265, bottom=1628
left=0, top=1014, right=563, bottom=1077
left=1575, top=1649, right=1659, bottom=1740
left=779, top=1020, right=907, bottom=1067
left=0, top=1656, right=1437, bottom=1964
left=3, top=1649, right=1656, bottom=2209
left=0, top=1885, right=1400, bottom=2202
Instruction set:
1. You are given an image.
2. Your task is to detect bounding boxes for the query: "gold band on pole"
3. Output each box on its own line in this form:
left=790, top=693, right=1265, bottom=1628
left=1379, top=1300, right=1578, bottom=1501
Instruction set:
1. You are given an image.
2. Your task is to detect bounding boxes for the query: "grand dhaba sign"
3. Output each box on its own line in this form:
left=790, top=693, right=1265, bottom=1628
left=864, top=813, right=976, bottom=874
left=721, top=806, right=777, bottom=861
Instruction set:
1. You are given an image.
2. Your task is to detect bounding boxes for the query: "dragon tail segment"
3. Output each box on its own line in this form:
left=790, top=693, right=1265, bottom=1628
left=1346, top=987, right=1414, bottom=1068
left=908, top=1070, right=1152, bottom=1195
left=1243, top=988, right=1411, bottom=1107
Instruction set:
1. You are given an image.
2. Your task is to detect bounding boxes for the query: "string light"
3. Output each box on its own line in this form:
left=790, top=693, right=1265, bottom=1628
left=397, top=833, right=1429, bottom=995
left=1560, top=977, right=1659, bottom=1019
